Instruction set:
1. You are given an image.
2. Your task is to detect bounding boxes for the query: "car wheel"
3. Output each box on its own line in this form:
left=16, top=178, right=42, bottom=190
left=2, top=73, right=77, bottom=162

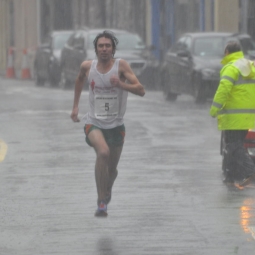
left=59, top=69, right=70, bottom=89
left=34, top=66, right=45, bottom=86
left=162, top=70, right=178, bottom=102
left=193, top=74, right=206, bottom=104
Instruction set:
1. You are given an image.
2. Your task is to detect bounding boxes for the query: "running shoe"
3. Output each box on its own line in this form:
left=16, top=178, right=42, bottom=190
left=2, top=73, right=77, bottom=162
left=97, top=190, right=112, bottom=205
left=239, top=173, right=255, bottom=187
left=97, top=191, right=112, bottom=205
left=94, top=202, right=108, bottom=217
left=97, top=189, right=112, bottom=206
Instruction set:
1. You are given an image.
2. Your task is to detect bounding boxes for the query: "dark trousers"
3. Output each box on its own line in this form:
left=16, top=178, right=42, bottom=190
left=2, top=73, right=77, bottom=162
left=223, top=130, right=255, bottom=178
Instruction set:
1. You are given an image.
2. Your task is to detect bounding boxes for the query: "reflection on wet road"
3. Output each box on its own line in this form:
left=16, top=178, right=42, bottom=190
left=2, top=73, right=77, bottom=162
left=0, top=139, right=7, bottom=162
left=0, top=79, right=255, bottom=254
left=240, top=198, right=255, bottom=239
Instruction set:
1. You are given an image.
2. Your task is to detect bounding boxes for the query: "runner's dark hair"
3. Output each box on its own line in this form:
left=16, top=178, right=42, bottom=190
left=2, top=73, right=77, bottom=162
left=93, top=30, right=119, bottom=57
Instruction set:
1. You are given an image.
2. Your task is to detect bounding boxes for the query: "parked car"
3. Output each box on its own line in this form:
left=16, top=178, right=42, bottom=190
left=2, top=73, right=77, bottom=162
left=161, top=32, right=255, bottom=103
left=34, top=30, right=73, bottom=87
left=221, top=130, right=255, bottom=180
left=59, top=28, right=159, bottom=89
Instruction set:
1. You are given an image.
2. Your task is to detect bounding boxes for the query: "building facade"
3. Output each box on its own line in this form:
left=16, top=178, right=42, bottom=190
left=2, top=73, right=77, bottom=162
left=0, top=0, right=10, bottom=75
left=151, top=0, right=240, bottom=60
left=0, top=0, right=253, bottom=76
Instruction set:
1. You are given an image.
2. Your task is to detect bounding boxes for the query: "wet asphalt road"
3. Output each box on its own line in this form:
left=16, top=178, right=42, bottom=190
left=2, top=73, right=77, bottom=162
left=0, top=78, right=255, bottom=255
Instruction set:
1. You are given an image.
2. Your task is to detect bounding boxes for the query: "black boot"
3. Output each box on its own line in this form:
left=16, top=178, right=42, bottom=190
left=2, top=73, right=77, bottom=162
left=223, top=168, right=235, bottom=184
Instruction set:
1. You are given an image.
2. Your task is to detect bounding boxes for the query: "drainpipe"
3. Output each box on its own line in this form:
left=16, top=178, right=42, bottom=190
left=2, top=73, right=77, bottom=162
left=166, top=0, right=175, bottom=46
left=21, top=0, right=24, bottom=49
left=145, top=0, right=152, bottom=46
left=241, top=0, right=248, bottom=33
left=200, top=0, right=205, bottom=31
left=37, top=0, right=41, bottom=44
left=211, top=0, right=214, bottom=31
left=151, top=0, right=160, bottom=60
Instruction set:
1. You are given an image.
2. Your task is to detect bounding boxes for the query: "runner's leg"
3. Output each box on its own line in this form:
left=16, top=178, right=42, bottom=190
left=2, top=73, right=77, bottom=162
left=88, top=129, right=109, bottom=203
left=106, top=146, right=123, bottom=203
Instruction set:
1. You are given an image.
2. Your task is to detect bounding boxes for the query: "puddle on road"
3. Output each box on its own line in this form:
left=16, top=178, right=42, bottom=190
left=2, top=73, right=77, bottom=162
left=240, top=198, right=255, bottom=240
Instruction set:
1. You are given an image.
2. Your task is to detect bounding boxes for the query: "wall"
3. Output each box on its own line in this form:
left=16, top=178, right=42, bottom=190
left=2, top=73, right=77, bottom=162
left=0, top=0, right=244, bottom=77
left=13, top=0, right=38, bottom=77
left=71, top=0, right=148, bottom=42
left=214, top=0, right=239, bottom=32
left=205, top=0, right=214, bottom=31
left=0, top=0, right=10, bottom=75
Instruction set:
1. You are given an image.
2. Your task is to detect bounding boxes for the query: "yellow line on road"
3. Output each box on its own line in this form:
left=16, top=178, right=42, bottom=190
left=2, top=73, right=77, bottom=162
left=0, top=139, right=8, bottom=162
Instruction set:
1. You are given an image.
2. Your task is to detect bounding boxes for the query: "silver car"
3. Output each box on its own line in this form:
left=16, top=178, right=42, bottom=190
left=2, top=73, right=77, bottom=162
left=161, top=32, right=255, bottom=103
left=60, top=28, right=159, bottom=89
left=34, top=30, right=73, bottom=87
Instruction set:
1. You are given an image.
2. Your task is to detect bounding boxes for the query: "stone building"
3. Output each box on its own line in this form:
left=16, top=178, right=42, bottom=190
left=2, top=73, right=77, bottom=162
left=0, top=0, right=254, bottom=77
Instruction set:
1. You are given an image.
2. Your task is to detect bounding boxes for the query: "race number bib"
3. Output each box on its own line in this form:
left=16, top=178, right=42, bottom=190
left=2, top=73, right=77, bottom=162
left=94, top=94, right=119, bottom=119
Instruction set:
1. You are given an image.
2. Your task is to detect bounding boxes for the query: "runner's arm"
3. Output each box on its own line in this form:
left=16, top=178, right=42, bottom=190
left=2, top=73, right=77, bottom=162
left=111, top=59, right=145, bottom=97
left=70, top=61, right=90, bottom=122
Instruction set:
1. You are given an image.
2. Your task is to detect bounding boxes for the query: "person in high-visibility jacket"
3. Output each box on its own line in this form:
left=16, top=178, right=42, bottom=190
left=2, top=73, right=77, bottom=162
left=210, top=41, right=255, bottom=187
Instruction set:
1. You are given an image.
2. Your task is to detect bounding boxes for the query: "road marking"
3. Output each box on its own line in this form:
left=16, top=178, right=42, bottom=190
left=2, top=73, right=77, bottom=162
left=0, top=139, right=7, bottom=162
left=249, top=227, right=255, bottom=240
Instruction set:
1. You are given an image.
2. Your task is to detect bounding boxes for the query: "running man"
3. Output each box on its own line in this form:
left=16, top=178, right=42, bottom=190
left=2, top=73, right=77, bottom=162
left=70, top=30, right=145, bottom=217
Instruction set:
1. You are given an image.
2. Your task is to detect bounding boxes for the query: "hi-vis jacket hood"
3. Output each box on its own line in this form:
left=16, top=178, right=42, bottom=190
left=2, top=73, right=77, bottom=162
left=210, top=51, right=255, bottom=130
left=221, top=51, right=255, bottom=78
left=221, top=51, right=244, bottom=65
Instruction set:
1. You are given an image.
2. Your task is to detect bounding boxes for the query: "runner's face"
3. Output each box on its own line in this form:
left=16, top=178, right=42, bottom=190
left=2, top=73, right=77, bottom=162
left=96, top=37, right=113, bottom=60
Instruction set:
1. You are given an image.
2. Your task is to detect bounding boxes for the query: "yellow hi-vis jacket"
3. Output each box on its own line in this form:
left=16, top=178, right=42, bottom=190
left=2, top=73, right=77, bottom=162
left=210, top=51, right=255, bottom=130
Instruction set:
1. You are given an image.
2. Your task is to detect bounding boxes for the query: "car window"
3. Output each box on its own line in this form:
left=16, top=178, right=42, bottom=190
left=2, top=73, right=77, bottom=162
left=42, top=36, right=52, bottom=46
left=73, top=33, right=81, bottom=47
left=193, top=37, right=225, bottom=57
left=67, top=33, right=76, bottom=47
left=53, top=33, right=73, bottom=50
left=88, top=33, right=146, bottom=50
left=170, top=36, right=190, bottom=52
left=185, top=36, right=192, bottom=51
left=74, top=35, right=85, bottom=49
left=237, top=38, right=255, bottom=55
left=117, top=34, right=145, bottom=50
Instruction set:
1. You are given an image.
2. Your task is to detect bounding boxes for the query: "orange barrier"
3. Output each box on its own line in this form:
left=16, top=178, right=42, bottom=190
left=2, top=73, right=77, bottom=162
left=6, top=47, right=15, bottom=78
left=21, top=49, right=31, bottom=79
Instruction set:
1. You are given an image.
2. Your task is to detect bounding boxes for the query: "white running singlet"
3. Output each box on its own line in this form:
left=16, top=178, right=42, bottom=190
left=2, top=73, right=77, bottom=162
left=83, top=59, right=128, bottom=129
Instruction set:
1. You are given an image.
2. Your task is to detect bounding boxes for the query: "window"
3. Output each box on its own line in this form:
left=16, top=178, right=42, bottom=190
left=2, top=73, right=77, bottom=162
left=224, top=36, right=255, bottom=56
left=74, top=36, right=85, bottom=49
left=171, top=36, right=190, bottom=52
left=185, top=36, right=192, bottom=51
left=66, top=33, right=76, bottom=47
left=238, top=38, right=255, bottom=55
left=193, top=37, right=225, bottom=57
left=117, top=34, right=145, bottom=50
left=53, top=33, right=73, bottom=50
left=88, top=33, right=146, bottom=50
